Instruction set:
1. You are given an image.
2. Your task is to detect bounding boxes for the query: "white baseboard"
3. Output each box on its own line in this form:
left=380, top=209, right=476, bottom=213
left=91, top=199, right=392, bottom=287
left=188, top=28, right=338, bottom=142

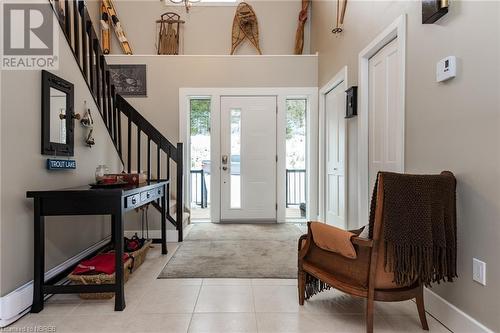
left=424, top=288, right=494, bottom=333
left=0, top=237, right=111, bottom=328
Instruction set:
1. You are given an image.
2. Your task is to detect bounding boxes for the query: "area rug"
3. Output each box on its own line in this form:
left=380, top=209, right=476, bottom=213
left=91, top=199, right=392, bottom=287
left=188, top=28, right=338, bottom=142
left=158, top=223, right=304, bottom=279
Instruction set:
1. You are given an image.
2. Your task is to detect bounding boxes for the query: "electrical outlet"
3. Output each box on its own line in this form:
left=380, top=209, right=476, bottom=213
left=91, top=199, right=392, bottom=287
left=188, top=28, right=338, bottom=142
left=473, top=258, right=486, bottom=286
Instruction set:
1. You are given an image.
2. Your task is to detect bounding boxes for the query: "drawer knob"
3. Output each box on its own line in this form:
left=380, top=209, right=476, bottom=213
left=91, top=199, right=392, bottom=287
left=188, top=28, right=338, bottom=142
left=132, top=198, right=136, bottom=205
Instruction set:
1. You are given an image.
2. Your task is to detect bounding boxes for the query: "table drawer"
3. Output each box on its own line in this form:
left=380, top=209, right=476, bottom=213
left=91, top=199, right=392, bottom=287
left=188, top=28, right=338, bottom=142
left=140, top=190, right=154, bottom=202
left=125, top=194, right=140, bottom=208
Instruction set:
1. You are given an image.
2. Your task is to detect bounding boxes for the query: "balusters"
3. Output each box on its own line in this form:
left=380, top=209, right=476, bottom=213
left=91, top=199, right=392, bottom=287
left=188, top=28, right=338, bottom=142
left=87, top=22, right=94, bottom=92
left=64, top=0, right=71, bottom=43
left=176, top=143, right=184, bottom=241
left=107, top=71, right=115, bottom=141
left=73, top=0, right=79, bottom=62
left=137, top=127, right=141, bottom=174
left=166, top=156, right=170, bottom=216
left=127, top=116, right=132, bottom=173
left=147, top=139, right=151, bottom=182
left=157, top=145, right=161, bottom=181
left=81, top=11, right=88, bottom=79
left=100, top=56, right=107, bottom=124
left=114, top=86, right=122, bottom=156
left=93, top=39, right=100, bottom=107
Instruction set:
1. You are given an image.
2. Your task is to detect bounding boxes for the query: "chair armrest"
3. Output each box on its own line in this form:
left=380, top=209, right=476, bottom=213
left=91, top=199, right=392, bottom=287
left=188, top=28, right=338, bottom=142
left=351, top=236, right=373, bottom=248
left=298, top=234, right=308, bottom=251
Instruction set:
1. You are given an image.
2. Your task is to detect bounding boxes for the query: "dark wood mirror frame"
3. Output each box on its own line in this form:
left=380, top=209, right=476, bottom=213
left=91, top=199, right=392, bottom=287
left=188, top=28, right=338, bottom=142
left=42, top=70, right=75, bottom=156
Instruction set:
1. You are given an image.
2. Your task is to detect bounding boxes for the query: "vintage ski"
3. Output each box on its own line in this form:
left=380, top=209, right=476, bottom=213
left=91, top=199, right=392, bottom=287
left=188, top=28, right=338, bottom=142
left=102, top=0, right=132, bottom=55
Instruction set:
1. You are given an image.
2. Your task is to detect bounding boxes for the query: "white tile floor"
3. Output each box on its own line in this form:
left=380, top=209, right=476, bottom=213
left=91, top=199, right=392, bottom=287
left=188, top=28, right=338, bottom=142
left=11, top=245, right=452, bottom=333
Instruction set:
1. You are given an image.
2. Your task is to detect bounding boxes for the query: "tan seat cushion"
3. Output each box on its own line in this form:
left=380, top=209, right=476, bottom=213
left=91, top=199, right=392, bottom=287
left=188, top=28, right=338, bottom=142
left=310, top=222, right=357, bottom=259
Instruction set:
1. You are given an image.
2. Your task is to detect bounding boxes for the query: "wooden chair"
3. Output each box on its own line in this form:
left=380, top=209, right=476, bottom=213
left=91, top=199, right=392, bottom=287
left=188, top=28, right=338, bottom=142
left=298, top=174, right=429, bottom=333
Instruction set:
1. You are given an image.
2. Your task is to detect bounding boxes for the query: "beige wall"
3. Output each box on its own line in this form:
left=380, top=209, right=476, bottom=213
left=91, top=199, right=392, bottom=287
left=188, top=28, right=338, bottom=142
left=311, top=1, right=500, bottom=331
left=106, top=54, right=318, bottom=143
left=87, top=0, right=310, bottom=55
left=0, top=7, right=122, bottom=295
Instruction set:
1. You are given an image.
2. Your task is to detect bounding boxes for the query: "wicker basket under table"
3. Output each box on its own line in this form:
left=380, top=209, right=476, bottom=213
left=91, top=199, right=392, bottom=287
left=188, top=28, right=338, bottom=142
left=68, top=257, right=134, bottom=300
left=67, top=240, right=153, bottom=299
left=129, top=239, right=153, bottom=273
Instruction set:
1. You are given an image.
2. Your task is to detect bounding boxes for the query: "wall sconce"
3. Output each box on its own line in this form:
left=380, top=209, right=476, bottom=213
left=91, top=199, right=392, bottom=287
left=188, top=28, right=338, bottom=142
left=422, top=0, right=449, bottom=24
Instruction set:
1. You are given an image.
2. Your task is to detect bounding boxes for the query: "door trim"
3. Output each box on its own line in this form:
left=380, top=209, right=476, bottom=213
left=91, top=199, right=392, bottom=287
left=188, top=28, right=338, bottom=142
left=318, top=66, right=348, bottom=224
left=179, top=87, right=319, bottom=223
left=357, top=14, right=406, bottom=228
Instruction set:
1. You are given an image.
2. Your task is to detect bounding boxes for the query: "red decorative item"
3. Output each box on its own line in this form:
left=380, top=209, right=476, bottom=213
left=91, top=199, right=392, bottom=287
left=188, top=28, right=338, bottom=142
left=106, top=173, right=146, bottom=185
left=72, top=253, right=130, bottom=275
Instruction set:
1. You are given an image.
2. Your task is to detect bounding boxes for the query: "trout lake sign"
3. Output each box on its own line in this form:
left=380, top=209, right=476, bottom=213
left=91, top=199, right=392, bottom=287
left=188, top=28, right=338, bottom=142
left=47, top=159, right=76, bottom=170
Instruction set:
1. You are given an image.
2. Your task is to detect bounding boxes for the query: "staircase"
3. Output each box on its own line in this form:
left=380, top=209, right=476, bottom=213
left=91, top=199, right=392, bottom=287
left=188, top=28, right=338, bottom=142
left=51, top=0, right=186, bottom=241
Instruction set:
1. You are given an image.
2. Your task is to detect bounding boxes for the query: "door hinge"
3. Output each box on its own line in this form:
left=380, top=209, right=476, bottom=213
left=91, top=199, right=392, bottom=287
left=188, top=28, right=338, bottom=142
left=276, top=155, right=278, bottom=162
left=276, top=203, right=278, bottom=210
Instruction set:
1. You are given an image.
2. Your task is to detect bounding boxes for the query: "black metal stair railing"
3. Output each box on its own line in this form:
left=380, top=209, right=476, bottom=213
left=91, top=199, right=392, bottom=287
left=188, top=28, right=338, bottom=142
left=50, top=0, right=184, bottom=241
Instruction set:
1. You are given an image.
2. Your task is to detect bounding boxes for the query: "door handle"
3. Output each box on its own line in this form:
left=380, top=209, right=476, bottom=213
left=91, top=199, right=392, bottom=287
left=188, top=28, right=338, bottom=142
left=222, top=155, right=228, bottom=165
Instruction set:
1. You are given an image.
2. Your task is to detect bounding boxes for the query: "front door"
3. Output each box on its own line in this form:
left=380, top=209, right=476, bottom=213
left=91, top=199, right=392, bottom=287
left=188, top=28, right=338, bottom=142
left=325, top=83, right=346, bottom=228
left=220, top=96, right=277, bottom=221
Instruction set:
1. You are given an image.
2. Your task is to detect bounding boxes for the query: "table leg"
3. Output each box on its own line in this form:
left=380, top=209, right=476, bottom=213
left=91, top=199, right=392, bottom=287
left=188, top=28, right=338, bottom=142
left=113, top=211, right=126, bottom=311
left=32, top=198, right=45, bottom=313
left=161, top=186, right=167, bottom=255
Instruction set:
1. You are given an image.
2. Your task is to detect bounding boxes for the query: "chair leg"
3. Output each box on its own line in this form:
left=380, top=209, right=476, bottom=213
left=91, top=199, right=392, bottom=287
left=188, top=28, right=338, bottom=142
left=366, top=295, right=374, bottom=333
left=416, top=286, right=429, bottom=330
left=298, top=270, right=306, bottom=305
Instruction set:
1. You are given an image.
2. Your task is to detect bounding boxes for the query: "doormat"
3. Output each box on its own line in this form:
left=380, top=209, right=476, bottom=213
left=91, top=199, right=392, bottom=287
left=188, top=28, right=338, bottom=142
left=158, top=223, right=304, bottom=279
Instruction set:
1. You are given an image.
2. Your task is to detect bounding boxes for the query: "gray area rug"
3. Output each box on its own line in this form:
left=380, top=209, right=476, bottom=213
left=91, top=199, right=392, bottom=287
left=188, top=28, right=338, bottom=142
left=158, top=223, right=304, bottom=279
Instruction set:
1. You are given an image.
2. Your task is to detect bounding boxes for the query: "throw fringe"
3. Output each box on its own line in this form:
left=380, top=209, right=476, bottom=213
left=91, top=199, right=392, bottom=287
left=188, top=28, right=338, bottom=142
left=385, top=243, right=457, bottom=286
left=305, top=273, right=331, bottom=300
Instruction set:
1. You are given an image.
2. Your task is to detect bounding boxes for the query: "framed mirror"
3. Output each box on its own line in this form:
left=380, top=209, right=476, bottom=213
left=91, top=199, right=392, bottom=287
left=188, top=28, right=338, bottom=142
left=42, top=70, right=75, bottom=156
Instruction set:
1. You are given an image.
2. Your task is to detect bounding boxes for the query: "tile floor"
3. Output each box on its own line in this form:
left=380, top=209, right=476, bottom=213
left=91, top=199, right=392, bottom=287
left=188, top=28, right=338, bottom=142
left=11, top=245, right=452, bottom=333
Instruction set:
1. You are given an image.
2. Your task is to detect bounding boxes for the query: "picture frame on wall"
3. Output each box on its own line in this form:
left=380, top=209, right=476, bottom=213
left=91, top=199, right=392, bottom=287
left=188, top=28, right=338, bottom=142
left=108, top=64, right=147, bottom=97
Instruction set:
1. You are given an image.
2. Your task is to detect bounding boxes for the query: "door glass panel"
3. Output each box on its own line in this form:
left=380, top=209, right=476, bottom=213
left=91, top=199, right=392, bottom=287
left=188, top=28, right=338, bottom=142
left=286, top=99, right=307, bottom=221
left=230, top=109, right=241, bottom=209
left=190, top=98, right=211, bottom=220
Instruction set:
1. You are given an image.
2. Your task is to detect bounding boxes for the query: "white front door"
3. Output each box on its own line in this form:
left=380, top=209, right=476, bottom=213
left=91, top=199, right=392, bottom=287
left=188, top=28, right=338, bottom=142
left=220, top=96, right=277, bottom=221
left=325, top=83, right=346, bottom=228
left=368, top=38, right=403, bottom=191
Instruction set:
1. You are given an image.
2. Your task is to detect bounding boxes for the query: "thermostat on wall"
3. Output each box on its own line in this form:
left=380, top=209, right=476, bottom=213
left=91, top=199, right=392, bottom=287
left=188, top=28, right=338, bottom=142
left=436, top=56, right=456, bottom=82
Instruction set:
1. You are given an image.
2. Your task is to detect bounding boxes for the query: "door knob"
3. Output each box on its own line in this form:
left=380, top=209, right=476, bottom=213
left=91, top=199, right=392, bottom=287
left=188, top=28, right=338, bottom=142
left=222, top=166, right=228, bottom=171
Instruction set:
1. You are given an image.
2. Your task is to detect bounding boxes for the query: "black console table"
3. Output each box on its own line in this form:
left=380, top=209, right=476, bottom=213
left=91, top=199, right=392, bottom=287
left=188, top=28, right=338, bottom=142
left=26, top=181, right=168, bottom=312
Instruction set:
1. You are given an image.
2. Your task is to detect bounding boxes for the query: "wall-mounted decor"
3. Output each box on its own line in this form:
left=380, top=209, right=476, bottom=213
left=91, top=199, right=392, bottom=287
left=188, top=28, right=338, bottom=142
left=47, top=158, right=77, bottom=170
left=231, top=2, right=262, bottom=55
left=108, top=64, right=147, bottom=96
left=345, top=86, right=357, bottom=118
left=42, top=70, right=77, bottom=156
left=422, top=0, right=449, bottom=24
left=156, top=12, right=185, bottom=55
left=81, top=102, right=95, bottom=147
left=101, top=0, right=133, bottom=54
left=294, top=0, right=311, bottom=54
left=332, top=0, right=348, bottom=34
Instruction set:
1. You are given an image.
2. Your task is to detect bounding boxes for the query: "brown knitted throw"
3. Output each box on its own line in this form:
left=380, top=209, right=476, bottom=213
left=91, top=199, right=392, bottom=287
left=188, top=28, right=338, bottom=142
left=368, top=171, right=457, bottom=286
